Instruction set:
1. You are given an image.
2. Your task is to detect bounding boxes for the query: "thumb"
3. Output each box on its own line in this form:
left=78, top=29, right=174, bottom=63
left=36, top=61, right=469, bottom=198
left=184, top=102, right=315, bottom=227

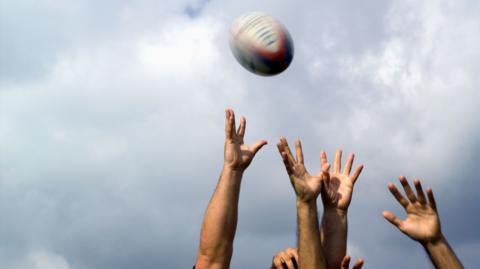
left=383, top=211, right=402, bottom=228
left=251, top=140, right=268, bottom=155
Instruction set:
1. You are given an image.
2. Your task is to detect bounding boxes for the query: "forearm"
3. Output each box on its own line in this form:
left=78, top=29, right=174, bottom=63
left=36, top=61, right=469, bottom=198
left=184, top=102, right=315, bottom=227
left=197, top=167, right=243, bottom=264
left=422, top=235, right=464, bottom=269
left=320, top=208, right=347, bottom=269
left=297, top=200, right=326, bottom=269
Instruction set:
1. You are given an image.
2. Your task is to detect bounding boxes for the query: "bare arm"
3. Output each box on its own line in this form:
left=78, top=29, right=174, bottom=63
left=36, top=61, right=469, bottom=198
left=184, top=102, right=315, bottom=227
left=320, top=209, right=347, bottom=268
left=423, top=235, right=463, bottom=269
left=320, top=150, right=363, bottom=269
left=195, top=109, right=267, bottom=269
left=277, top=138, right=328, bottom=269
left=297, top=200, right=323, bottom=269
left=383, top=176, right=463, bottom=269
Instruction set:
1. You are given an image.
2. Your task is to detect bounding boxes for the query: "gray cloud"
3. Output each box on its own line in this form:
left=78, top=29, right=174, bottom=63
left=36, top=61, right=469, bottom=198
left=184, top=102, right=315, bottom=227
left=1, top=0, right=479, bottom=268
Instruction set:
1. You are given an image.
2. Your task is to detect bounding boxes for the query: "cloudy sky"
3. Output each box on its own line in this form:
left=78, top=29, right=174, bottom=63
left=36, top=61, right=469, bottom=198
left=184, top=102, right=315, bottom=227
left=1, top=0, right=479, bottom=268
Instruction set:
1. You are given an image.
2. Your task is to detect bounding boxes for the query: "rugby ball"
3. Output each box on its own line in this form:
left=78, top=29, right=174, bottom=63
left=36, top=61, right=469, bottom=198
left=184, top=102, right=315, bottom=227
left=229, top=12, right=294, bottom=76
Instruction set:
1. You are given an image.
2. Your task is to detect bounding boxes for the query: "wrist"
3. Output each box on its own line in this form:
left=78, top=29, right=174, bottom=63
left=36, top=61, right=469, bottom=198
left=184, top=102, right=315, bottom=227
left=222, top=165, right=244, bottom=176
left=296, top=198, right=317, bottom=208
left=220, top=166, right=244, bottom=186
left=421, top=233, right=446, bottom=248
left=323, top=206, right=348, bottom=217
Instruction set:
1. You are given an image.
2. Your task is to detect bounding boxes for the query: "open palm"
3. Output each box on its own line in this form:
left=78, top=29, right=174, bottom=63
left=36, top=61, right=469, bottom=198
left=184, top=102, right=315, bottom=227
left=399, top=204, right=440, bottom=241
left=277, top=138, right=330, bottom=203
left=383, top=176, right=441, bottom=243
left=321, top=150, right=363, bottom=211
left=224, top=109, right=267, bottom=171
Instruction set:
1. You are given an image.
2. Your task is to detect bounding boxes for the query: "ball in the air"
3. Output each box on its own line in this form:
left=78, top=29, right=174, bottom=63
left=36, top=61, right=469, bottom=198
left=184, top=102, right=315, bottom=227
left=229, top=12, right=294, bottom=76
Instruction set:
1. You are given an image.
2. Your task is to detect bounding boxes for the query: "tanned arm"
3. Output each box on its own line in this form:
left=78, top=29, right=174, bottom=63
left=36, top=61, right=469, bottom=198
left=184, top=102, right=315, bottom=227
left=277, top=137, right=328, bottom=269
left=320, top=150, right=364, bottom=269
left=297, top=199, right=323, bottom=269
left=195, top=109, right=267, bottom=269
left=383, top=176, right=463, bottom=269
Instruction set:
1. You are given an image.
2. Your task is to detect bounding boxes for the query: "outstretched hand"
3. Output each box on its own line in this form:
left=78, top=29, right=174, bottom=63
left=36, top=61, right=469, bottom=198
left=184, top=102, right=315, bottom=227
left=320, top=150, right=364, bottom=212
left=383, top=176, right=442, bottom=244
left=224, top=109, right=267, bottom=172
left=277, top=137, right=330, bottom=203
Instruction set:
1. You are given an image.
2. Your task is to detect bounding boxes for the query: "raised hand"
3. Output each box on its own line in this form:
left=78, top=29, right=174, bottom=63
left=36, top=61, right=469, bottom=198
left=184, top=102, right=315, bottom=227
left=195, top=109, right=267, bottom=269
left=224, top=109, right=267, bottom=172
left=277, top=137, right=328, bottom=269
left=319, top=150, right=363, bottom=269
left=383, top=176, right=441, bottom=243
left=277, top=137, right=330, bottom=203
left=383, top=176, right=464, bottom=269
left=340, top=256, right=364, bottom=269
left=271, top=247, right=299, bottom=269
left=320, top=150, right=364, bottom=212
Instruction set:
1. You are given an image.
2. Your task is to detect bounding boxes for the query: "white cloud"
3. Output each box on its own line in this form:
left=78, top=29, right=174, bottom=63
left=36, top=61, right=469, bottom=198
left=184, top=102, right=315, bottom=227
left=136, top=16, right=221, bottom=77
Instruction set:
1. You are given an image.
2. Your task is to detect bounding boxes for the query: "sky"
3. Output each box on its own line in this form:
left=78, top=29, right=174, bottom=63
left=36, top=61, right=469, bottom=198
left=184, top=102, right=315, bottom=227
left=1, top=0, right=479, bottom=268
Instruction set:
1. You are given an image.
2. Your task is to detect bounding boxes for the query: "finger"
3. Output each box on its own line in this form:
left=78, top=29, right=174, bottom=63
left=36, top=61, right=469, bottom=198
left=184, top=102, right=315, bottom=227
left=320, top=151, right=330, bottom=173
left=295, top=139, right=304, bottom=164
left=277, top=139, right=287, bottom=155
left=320, top=151, right=331, bottom=181
left=352, top=259, right=364, bottom=269
left=230, top=110, right=236, bottom=134
left=285, top=248, right=299, bottom=266
left=333, top=149, right=342, bottom=173
left=388, top=183, right=409, bottom=208
left=272, top=257, right=284, bottom=269
left=426, top=187, right=437, bottom=210
left=280, top=137, right=296, bottom=164
left=321, top=163, right=331, bottom=193
left=251, top=140, right=268, bottom=155
left=237, top=116, right=246, bottom=141
left=341, top=256, right=351, bottom=269
left=399, top=176, right=417, bottom=203
left=280, top=152, right=294, bottom=175
left=320, top=151, right=328, bottom=167
left=350, top=164, right=364, bottom=185
left=275, top=252, right=292, bottom=269
left=224, top=109, right=234, bottom=140
left=414, top=178, right=427, bottom=205
left=281, top=252, right=295, bottom=269
left=343, top=153, right=354, bottom=175
left=321, top=163, right=331, bottom=174
left=383, top=210, right=402, bottom=228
